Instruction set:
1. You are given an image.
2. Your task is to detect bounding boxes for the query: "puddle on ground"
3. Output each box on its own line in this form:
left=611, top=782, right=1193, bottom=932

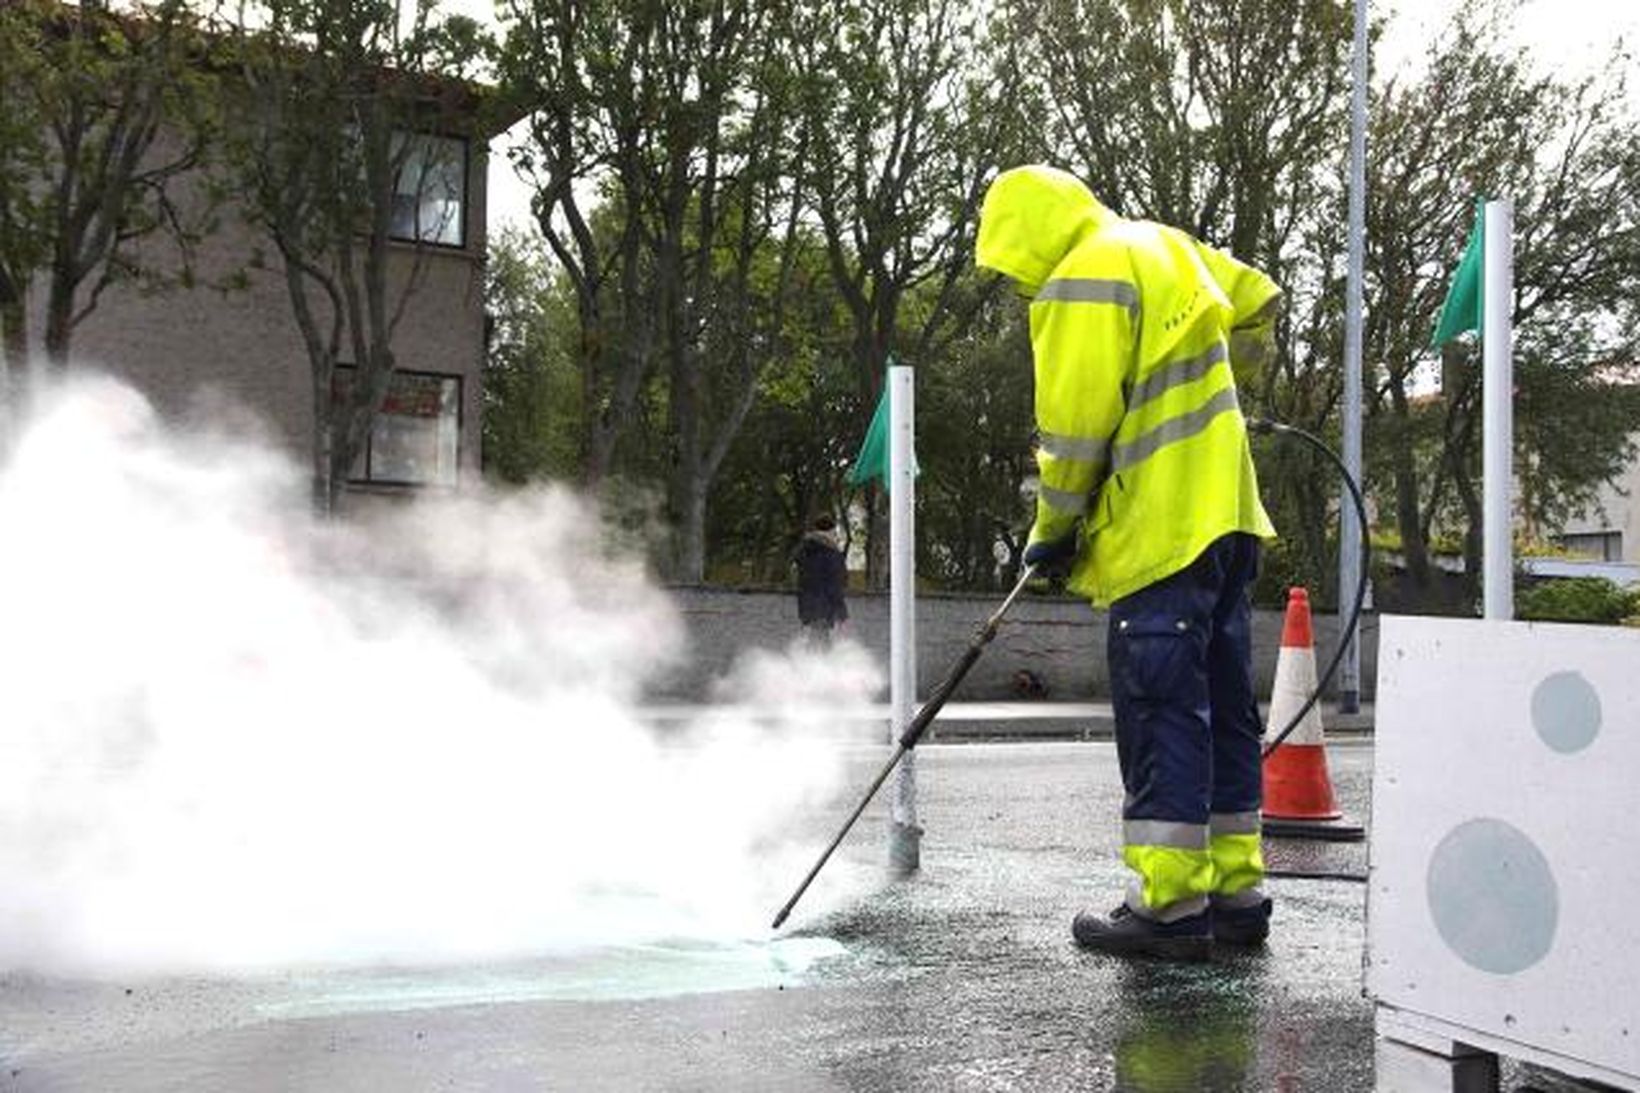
left=253, top=936, right=848, bottom=1019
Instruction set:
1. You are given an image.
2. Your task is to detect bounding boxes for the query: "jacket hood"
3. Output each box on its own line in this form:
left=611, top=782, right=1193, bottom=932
left=976, top=165, right=1114, bottom=294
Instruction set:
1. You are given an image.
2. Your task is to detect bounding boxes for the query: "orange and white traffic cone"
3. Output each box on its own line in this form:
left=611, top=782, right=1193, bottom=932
left=1261, top=587, right=1364, bottom=841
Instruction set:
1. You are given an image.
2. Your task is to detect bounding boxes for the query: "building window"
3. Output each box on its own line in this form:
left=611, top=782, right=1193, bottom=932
left=335, top=367, right=462, bottom=487
left=1556, top=530, right=1622, bottom=562
left=390, top=134, right=467, bottom=248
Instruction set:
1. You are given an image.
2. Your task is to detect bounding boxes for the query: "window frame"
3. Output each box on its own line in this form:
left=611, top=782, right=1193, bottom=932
left=334, top=365, right=465, bottom=489
left=387, top=131, right=471, bottom=251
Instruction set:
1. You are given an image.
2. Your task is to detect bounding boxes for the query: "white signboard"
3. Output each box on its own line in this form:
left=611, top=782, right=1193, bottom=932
left=1370, top=616, right=1640, bottom=1089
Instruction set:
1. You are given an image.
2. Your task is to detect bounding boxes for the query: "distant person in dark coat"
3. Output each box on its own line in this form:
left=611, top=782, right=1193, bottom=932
left=795, top=514, right=848, bottom=645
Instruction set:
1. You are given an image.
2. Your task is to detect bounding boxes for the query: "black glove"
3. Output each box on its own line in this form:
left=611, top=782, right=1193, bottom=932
left=1023, top=532, right=1078, bottom=577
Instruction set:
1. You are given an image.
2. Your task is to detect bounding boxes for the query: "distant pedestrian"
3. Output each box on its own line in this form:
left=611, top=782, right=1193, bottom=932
left=794, top=515, right=848, bottom=646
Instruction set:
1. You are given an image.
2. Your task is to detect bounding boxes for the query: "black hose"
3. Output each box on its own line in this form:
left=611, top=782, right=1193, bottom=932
left=1246, top=418, right=1372, bottom=759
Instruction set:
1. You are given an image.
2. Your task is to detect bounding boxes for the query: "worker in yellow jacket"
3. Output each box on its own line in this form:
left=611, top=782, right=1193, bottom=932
left=977, top=165, right=1280, bottom=960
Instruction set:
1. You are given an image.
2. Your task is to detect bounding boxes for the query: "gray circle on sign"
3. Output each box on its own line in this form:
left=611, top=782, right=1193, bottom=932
left=1531, top=671, right=1601, bottom=754
left=1427, top=819, right=1558, bottom=975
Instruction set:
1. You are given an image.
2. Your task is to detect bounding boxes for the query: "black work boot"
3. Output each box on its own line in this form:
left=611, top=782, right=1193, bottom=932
left=1210, top=896, right=1273, bottom=946
left=1071, top=904, right=1212, bottom=961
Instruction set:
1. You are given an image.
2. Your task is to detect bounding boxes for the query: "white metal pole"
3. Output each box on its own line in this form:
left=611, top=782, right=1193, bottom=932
left=888, top=364, right=920, bottom=872
left=1482, top=199, right=1514, bottom=621
left=1338, top=0, right=1368, bottom=713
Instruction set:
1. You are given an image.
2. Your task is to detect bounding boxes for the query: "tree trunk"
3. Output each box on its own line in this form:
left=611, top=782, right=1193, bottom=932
left=1385, top=386, right=1434, bottom=598
left=673, top=481, right=708, bottom=586
left=0, top=295, right=26, bottom=376
left=585, top=243, right=655, bottom=490
left=43, top=270, right=75, bottom=370
left=667, top=414, right=710, bottom=584
left=312, top=372, right=335, bottom=516
left=864, top=486, right=889, bottom=592
left=577, top=322, right=603, bottom=491
left=0, top=294, right=25, bottom=443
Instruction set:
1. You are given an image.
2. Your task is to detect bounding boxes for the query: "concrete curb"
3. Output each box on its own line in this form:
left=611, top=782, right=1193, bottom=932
left=926, top=703, right=1376, bottom=742
left=639, top=702, right=1376, bottom=743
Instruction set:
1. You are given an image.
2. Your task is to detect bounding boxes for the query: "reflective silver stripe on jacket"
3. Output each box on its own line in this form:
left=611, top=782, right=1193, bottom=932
left=1110, top=387, right=1241, bottom=473
left=1209, top=811, right=1262, bottom=837
left=1038, top=483, right=1090, bottom=515
left=1124, top=819, right=1208, bottom=850
left=1036, top=278, right=1140, bottom=321
left=1128, top=340, right=1228, bottom=413
left=1038, top=431, right=1110, bottom=464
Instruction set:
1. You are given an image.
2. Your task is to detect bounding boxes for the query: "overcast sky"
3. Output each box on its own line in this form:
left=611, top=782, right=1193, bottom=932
left=1379, top=0, right=1639, bottom=76
left=482, top=0, right=1640, bottom=236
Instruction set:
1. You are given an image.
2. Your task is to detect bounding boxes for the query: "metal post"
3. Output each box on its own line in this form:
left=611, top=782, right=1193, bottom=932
left=1338, top=0, right=1368, bottom=714
left=887, top=365, right=920, bottom=872
left=1482, top=199, right=1514, bottom=621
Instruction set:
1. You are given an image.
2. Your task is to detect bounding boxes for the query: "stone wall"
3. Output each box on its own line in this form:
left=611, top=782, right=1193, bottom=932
left=652, top=585, right=1379, bottom=702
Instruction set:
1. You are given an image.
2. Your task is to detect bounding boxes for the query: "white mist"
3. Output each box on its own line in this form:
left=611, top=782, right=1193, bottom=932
left=0, top=377, right=881, bottom=976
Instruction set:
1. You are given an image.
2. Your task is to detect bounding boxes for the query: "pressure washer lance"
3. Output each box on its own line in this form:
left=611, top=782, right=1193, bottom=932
left=770, top=562, right=1040, bottom=930
left=771, top=420, right=1374, bottom=926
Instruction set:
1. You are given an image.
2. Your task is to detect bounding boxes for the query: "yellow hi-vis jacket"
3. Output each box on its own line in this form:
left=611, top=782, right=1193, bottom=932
left=976, top=165, right=1279, bottom=606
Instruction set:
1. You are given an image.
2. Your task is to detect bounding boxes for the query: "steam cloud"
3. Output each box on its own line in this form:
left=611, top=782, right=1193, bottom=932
left=0, top=377, right=881, bottom=976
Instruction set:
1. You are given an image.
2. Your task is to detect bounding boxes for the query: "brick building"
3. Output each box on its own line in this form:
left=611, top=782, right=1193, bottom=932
left=33, top=82, right=506, bottom=509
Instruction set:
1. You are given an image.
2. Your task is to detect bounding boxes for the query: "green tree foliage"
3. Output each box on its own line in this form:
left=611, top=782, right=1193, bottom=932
left=483, top=226, right=581, bottom=483
left=222, top=0, right=489, bottom=512
left=495, top=0, right=651, bottom=486
left=1365, top=4, right=1640, bottom=605
left=0, top=0, right=219, bottom=374
left=1010, top=0, right=1352, bottom=265
left=488, top=0, right=1640, bottom=607
left=1009, top=0, right=1356, bottom=602
left=1517, top=578, right=1640, bottom=625
left=795, top=0, right=1026, bottom=586
left=704, top=232, right=859, bottom=585
left=501, top=0, right=816, bottom=581
left=915, top=295, right=1035, bottom=590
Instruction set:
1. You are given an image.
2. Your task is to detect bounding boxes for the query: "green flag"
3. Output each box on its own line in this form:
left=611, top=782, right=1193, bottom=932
left=846, top=383, right=890, bottom=488
left=1431, top=202, right=1485, bottom=347
left=846, top=360, right=918, bottom=491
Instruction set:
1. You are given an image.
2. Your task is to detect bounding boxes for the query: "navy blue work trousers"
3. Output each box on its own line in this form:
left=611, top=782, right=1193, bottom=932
left=1108, top=533, right=1263, bottom=834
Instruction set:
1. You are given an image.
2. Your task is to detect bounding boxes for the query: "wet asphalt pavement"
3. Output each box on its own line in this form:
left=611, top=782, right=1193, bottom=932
left=0, top=740, right=1587, bottom=1091
left=0, top=741, right=1368, bottom=1091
